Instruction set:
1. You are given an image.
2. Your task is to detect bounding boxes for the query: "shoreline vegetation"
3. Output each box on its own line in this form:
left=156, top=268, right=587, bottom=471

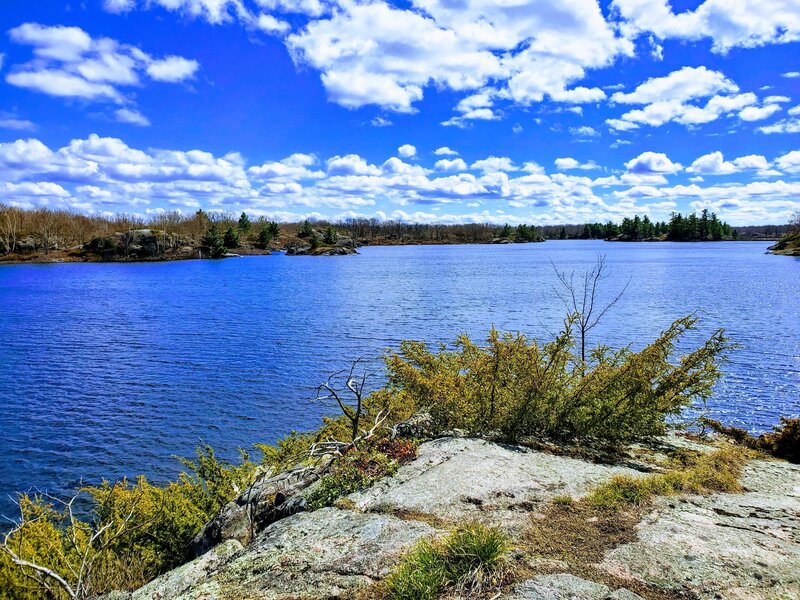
left=2, top=273, right=798, bottom=598
left=0, top=204, right=794, bottom=265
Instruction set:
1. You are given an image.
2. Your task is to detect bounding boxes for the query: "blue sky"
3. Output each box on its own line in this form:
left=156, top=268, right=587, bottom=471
left=0, top=0, right=799, bottom=225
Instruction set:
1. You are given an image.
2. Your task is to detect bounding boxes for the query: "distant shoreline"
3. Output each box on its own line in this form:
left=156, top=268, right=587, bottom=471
left=0, top=237, right=780, bottom=266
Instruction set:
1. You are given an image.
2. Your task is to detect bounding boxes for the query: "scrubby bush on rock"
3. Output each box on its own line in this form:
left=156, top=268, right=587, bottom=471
left=384, top=315, right=730, bottom=444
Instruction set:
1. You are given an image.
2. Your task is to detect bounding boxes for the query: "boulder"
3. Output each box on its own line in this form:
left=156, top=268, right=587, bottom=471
left=192, top=461, right=331, bottom=557
left=600, top=458, right=800, bottom=599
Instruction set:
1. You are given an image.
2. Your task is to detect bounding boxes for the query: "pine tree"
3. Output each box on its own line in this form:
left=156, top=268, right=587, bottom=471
left=223, top=226, right=240, bottom=249
left=201, top=223, right=225, bottom=258
left=237, top=212, right=251, bottom=234
left=323, top=225, right=338, bottom=245
left=299, top=220, right=314, bottom=238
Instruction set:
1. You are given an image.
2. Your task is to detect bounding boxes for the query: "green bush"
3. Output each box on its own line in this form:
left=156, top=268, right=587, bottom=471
left=384, top=315, right=730, bottom=444
left=305, top=450, right=399, bottom=510
left=384, top=523, right=510, bottom=600
left=0, top=447, right=257, bottom=598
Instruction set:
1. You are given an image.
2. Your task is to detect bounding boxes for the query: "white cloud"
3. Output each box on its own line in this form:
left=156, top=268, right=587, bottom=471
left=470, top=156, right=517, bottom=173
left=434, top=147, right=459, bottom=156
left=281, top=0, right=631, bottom=116
left=146, top=56, right=199, bottom=82
left=257, top=14, right=291, bottom=34
left=782, top=71, right=800, bottom=78
left=1, top=134, right=797, bottom=224
left=115, top=108, right=151, bottom=127
left=434, top=158, right=467, bottom=172
left=371, top=116, right=392, bottom=127
left=611, top=66, right=737, bottom=104
left=0, top=118, right=36, bottom=131
left=555, top=157, right=599, bottom=170
left=739, top=104, right=782, bottom=121
left=607, top=67, right=765, bottom=130
left=5, top=23, right=198, bottom=106
left=103, top=0, right=136, bottom=13
left=776, top=151, right=800, bottom=174
left=570, top=126, right=599, bottom=138
left=326, top=154, right=382, bottom=176
left=613, top=0, right=800, bottom=53
left=759, top=118, right=800, bottom=134
left=625, top=151, right=682, bottom=174
left=687, top=151, right=736, bottom=175
left=398, top=144, right=417, bottom=158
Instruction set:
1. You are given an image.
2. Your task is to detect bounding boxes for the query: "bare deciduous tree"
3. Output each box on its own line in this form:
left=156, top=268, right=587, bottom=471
left=0, top=204, right=20, bottom=254
left=551, top=253, right=631, bottom=364
left=1, top=488, right=144, bottom=600
left=314, top=358, right=379, bottom=445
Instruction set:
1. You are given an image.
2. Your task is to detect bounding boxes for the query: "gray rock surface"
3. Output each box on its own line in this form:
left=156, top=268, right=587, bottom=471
left=192, top=461, right=330, bottom=556
left=600, top=458, right=800, bottom=599
left=349, top=437, right=643, bottom=529
left=501, top=574, right=644, bottom=600
left=128, top=540, right=243, bottom=600
left=149, top=508, right=436, bottom=599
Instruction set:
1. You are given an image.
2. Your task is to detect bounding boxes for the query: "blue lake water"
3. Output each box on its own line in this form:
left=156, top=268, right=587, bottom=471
left=0, top=241, right=798, bottom=516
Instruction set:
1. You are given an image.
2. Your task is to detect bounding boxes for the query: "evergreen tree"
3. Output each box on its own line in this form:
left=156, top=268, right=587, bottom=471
left=237, top=212, right=252, bottom=234
left=267, top=221, right=280, bottom=239
left=257, top=228, right=272, bottom=249
left=299, top=220, right=314, bottom=238
left=201, top=223, right=225, bottom=258
left=223, top=226, right=240, bottom=249
left=499, top=223, right=512, bottom=238
left=323, top=225, right=338, bottom=245
left=558, top=227, right=567, bottom=240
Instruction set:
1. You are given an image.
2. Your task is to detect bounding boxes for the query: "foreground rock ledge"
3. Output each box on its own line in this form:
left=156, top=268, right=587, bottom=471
left=114, top=436, right=800, bottom=600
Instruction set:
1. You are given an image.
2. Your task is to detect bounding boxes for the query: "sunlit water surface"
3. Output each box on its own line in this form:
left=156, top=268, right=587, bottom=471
left=1, top=241, right=798, bottom=516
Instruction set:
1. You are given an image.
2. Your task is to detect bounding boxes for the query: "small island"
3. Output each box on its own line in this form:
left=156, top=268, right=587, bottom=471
left=767, top=212, right=800, bottom=256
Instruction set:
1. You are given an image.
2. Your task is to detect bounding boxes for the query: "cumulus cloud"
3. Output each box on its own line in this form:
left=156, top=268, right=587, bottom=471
left=613, top=0, right=800, bottom=53
left=2, top=133, right=798, bottom=224
left=470, top=156, right=517, bottom=173
left=555, top=157, right=599, bottom=170
left=398, top=144, right=417, bottom=158
left=280, top=0, right=631, bottom=117
left=625, top=151, right=682, bottom=174
left=434, top=158, right=467, bottom=172
left=776, top=151, right=800, bottom=174
left=606, top=66, right=765, bottom=130
left=434, top=147, right=459, bottom=156
left=5, top=23, right=198, bottom=109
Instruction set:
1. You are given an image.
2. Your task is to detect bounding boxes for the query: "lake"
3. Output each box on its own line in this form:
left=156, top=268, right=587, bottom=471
left=0, top=241, right=798, bottom=516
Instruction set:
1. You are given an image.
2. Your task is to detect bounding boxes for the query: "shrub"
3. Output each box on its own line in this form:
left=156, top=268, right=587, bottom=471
left=305, top=450, right=399, bottom=510
left=702, top=416, right=799, bottom=464
left=0, top=447, right=257, bottom=598
left=384, top=523, right=510, bottom=600
left=384, top=316, right=730, bottom=444
left=587, top=445, right=750, bottom=509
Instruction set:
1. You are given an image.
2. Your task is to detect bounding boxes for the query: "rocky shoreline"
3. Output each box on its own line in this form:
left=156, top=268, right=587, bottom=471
left=107, top=432, right=800, bottom=600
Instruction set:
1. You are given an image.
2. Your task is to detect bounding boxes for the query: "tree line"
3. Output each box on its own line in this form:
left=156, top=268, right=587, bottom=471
left=0, top=205, right=787, bottom=258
